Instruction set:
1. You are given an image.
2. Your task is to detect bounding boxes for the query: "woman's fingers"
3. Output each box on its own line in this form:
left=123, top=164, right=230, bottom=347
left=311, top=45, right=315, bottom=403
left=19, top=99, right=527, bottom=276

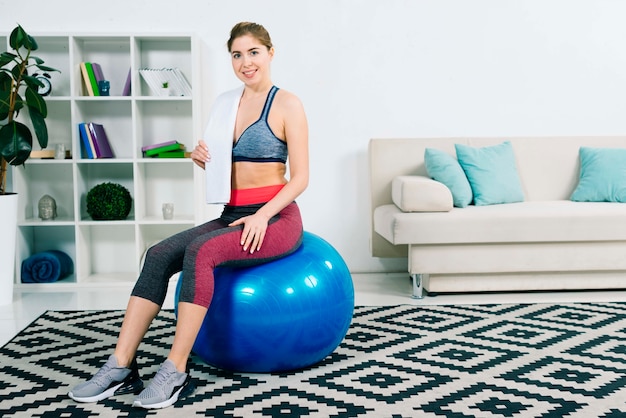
left=231, top=215, right=267, bottom=254
left=241, top=226, right=265, bottom=253
left=191, top=140, right=210, bottom=168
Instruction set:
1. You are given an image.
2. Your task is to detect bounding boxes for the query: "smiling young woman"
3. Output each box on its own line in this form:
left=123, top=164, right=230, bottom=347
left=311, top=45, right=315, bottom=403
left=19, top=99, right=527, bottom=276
left=68, top=21, right=309, bottom=410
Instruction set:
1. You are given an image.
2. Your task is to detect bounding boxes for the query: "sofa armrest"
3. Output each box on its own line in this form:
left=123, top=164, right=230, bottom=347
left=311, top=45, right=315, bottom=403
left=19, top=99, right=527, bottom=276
left=392, top=175, right=453, bottom=212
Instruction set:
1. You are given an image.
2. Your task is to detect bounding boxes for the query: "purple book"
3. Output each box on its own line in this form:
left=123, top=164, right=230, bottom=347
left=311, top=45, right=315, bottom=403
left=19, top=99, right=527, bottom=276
left=122, top=68, right=131, bottom=96
left=92, top=63, right=105, bottom=83
left=88, top=123, right=114, bottom=158
left=141, top=140, right=178, bottom=152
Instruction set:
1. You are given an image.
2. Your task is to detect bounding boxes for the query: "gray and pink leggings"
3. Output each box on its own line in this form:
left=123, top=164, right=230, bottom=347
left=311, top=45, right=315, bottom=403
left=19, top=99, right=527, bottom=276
left=131, top=201, right=303, bottom=308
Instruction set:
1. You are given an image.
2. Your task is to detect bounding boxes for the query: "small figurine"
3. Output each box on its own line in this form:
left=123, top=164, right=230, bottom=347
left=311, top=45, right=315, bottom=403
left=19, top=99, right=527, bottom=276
left=38, top=194, right=57, bottom=220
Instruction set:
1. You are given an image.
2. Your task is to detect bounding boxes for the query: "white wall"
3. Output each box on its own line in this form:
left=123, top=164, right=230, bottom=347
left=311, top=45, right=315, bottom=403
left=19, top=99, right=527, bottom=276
left=4, top=0, right=626, bottom=273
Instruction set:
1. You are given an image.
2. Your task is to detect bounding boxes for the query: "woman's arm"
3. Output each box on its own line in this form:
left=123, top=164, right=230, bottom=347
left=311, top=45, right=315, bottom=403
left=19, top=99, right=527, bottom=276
left=257, top=91, right=309, bottom=218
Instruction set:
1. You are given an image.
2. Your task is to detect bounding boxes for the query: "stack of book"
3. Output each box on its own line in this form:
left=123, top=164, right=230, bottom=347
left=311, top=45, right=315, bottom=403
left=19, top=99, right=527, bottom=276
left=80, top=62, right=106, bottom=96
left=78, top=123, right=114, bottom=158
left=138, top=68, right=192, bottom=96
left=141, top=140, right=190, bottom=158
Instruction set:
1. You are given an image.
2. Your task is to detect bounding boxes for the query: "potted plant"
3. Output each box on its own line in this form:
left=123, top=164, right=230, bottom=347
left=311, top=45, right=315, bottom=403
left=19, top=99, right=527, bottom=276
left=161, top=81, right=170, bottom=96
left=86, top=182, right=133, bottom=221
left=0, top=24, right=58, bottom=305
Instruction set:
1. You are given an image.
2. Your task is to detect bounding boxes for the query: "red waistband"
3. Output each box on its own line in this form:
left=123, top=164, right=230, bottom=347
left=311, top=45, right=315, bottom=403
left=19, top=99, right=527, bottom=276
left=228, top=184, right=285, bottom=206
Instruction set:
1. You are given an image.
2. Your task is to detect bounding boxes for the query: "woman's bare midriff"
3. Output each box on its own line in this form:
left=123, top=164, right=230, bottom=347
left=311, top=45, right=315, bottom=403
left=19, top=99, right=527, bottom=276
left=231, top=161, right=287, bottom=190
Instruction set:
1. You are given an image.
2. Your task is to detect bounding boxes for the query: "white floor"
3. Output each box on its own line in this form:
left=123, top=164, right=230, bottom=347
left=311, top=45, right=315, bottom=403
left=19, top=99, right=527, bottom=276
left=2, top=272, right=626, bottom=347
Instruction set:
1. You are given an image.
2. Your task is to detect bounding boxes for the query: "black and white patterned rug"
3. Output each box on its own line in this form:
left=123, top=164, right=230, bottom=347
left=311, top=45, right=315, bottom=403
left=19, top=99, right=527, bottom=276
left=1, top=303, right=626, bottom=417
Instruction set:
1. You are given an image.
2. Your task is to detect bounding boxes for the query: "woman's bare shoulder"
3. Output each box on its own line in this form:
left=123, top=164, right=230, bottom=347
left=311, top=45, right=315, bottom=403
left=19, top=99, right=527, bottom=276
left=275, top=88, right=304, bottom=111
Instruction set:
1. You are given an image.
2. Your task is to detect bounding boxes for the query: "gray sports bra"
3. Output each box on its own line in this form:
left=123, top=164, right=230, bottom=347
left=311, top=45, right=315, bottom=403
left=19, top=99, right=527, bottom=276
left=232, top=86, right=287, bottom=164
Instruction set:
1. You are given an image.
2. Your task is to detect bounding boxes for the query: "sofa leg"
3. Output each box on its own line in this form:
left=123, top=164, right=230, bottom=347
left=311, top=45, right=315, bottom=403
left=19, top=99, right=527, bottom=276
left=411, top=273, right=426, bottom=299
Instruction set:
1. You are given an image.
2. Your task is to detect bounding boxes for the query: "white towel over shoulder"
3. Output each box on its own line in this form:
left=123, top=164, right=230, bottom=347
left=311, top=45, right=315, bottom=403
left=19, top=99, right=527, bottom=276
left=203, top=85, right=244, bottom=204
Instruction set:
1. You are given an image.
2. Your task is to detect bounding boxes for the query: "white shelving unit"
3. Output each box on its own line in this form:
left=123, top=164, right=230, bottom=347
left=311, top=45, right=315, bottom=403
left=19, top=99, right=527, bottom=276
left=10, top=33, right=205, bottom=289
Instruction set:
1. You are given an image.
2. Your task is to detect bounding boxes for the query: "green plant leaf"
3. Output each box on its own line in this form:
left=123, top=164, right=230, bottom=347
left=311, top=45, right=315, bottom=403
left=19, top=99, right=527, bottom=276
left=0, top=120, right=32, bottom=166
left=0, top=88, right=10, bottom=119
left=0, top=52, right=17, bottom=67
left=28, top=106, right=48, bottom=149
left=25, top=35, right=38, bottom=51
left=25, top=86, right=46, bottom=117
left=23, top=74, right=44, bottom=90
left=35, top=64, right=59, bottom=73
left=9, top=25, right=27, bottom=50
left=0, top=73, right=11, bottom=116
left=0, top=71, right=11, bottom=89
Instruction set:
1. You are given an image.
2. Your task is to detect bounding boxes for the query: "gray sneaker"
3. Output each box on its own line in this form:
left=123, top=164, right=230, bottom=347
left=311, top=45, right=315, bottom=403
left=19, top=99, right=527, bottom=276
left=68, top=355, right=143, bottom=403
left=132, top=359, right=194, bottom=409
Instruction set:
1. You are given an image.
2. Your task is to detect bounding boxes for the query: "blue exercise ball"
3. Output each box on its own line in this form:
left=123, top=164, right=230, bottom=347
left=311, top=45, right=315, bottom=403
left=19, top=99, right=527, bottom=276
left=174, top=231, right=354, bottom=373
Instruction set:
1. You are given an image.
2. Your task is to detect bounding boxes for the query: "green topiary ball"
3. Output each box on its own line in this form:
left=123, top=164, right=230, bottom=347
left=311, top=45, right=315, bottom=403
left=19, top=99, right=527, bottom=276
left=86, top=182, right=133, bottom=220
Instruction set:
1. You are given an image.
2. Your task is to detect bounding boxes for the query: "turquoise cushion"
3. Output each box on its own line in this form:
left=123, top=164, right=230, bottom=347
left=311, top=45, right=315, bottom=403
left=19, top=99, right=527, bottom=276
left=570, top=147, right=626, bottom=202
left=424, top=148, right=473, bottom=208
left=455, top=141, right=524, bottom=206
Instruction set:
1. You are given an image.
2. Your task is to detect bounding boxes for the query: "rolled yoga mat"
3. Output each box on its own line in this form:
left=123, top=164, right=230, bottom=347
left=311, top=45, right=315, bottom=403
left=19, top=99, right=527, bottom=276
left=21, top=250, right=74, bottom=283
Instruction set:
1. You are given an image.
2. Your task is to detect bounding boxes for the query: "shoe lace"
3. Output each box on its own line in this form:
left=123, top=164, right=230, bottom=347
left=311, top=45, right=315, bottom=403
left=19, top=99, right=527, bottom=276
left=152, top=364, right=176, bottom=389
left=91, top=362, right=114, bottom=387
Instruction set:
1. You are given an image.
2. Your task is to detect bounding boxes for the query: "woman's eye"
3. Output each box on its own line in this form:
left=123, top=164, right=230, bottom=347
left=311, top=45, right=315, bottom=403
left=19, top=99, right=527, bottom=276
left=233, top=53, right=241, bottom=59
left=250, top=50, right=258, bottom=56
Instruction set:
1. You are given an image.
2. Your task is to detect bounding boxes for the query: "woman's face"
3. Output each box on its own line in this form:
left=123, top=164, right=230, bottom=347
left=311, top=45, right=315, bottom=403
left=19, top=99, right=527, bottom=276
left=230, top=34, right=274, bottom=86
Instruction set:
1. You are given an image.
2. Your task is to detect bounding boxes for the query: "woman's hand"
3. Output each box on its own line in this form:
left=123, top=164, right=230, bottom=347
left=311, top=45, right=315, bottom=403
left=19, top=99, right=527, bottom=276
left=191, top=139, right=210, bottom=169
left=229, top=212, right=270, bottom=254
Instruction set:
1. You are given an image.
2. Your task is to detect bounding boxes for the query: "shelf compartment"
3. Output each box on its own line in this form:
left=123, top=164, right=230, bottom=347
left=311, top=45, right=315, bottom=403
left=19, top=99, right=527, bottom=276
left=77, top=224, right=137, bottom=280
left=35, top=36, right=72, bottom=97
left=11, top=101, right=72, bottom=159
left=135, top=100, right=193, bottom=155
left=76, top=162, right=134, bottom=221
left=134, top=160, right=195, bottom=221
left=134, top=36, right=193, bottom=97
left=13, top=162, right=75, bottom=222
left=44, top=100, right=73, bottom=157
left=74, top=100, right=133, bottom=159
left=16, top=224, right=77, bottom=285
left=72, top=36, right=131, bottom=97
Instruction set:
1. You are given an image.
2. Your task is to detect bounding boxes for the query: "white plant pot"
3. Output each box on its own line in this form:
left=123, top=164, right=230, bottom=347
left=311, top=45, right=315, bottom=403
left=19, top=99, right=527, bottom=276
left=0, top=193, right=18, bottom=305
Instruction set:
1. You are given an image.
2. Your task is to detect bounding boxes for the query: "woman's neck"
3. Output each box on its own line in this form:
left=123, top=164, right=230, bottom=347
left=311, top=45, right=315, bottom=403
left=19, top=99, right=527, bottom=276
left=242, top=81, right=273, bottom=100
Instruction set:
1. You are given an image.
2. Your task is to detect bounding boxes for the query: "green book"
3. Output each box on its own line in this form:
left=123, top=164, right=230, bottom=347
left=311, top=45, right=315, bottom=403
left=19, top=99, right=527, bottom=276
left=85, top=62, right=100, bottom=96
left=144, top=142, right=183, bottom=156
left=154, top=150, right=190, bottom=158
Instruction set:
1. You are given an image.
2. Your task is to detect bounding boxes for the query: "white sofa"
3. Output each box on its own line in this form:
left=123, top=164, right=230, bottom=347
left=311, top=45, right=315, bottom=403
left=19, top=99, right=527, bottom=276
left=369, top=137, right=626, bottom=298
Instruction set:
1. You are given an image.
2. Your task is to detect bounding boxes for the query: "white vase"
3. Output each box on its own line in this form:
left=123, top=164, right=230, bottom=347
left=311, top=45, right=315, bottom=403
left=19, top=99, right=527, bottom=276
left=0, top=193, right=18, bottom=305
